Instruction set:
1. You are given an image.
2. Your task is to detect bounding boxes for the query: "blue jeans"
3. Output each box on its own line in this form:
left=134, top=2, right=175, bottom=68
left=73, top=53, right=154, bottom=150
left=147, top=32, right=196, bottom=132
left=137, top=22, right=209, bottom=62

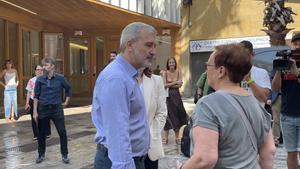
left=4, top=86, right=18, bottom=118
left=280, top=114, right=300, bottom=152
left=94, top=144, right=146, bottom=169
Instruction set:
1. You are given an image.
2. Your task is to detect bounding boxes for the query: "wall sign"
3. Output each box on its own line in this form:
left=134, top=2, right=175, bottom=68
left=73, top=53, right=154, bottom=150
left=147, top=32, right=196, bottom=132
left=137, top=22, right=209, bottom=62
left=190, top=36, right=271, bottom=53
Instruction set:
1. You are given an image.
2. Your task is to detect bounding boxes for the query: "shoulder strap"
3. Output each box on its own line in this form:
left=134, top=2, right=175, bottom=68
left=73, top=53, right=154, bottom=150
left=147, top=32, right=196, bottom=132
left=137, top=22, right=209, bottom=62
left=219, top=92, right=258, bottom=152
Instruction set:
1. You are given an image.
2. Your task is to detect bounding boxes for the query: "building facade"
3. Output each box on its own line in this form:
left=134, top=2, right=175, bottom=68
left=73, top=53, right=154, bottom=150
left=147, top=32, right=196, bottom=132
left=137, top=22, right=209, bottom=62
left=0, top=0, right=181, bottom=116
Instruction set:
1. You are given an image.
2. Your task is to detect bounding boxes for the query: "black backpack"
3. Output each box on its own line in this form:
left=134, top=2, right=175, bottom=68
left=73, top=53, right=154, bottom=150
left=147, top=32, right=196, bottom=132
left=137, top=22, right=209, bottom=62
left=181, top=119, right=193, bottom=157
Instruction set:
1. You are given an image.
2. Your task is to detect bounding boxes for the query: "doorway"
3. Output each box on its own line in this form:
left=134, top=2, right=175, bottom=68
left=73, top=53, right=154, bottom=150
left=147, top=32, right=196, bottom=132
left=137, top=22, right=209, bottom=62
left=68, top=38, right=91, bottom=97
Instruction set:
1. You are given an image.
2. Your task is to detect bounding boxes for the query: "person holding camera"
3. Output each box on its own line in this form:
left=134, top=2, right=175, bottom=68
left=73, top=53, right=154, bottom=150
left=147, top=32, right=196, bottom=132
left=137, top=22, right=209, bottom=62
left=272, top=34, right=300, bottom=169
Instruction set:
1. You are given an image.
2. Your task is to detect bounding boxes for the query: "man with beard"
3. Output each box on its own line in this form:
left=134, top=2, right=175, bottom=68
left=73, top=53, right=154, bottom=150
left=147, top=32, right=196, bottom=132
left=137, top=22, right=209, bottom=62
left=92, top=22, right=157, bottom=169
left=33, top=57, right=71, bottom=164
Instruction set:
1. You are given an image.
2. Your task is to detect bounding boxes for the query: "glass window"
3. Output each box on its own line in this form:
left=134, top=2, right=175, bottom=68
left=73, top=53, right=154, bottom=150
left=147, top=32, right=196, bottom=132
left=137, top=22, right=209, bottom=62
left=0, top=19, right=4, bottom=65
left=69, top=38, right=90, bottom=96
left=8, top=21, right=18, bottom=67
left=23, top=31, right=30, bottom=76
left=31, top=31, right=40, bottom=74
left=137, top=0, right=144, bottom=13
left=120, top=0, right=129, bottom=9
left=96, top=36, right=104, bottom=75
left=129, top=0, right=137, bottom=12
left=69, top=38, right=89, bottom=76
left=110, top=0, right=120, bottom=6
left=0, top=19, right=4, bottom=109
left=43, top=33, right=64, bottom=73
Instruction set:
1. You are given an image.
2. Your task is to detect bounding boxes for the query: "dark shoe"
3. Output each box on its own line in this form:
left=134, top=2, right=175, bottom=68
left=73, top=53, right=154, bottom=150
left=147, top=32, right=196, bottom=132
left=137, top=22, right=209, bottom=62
left=62, top=155, right=70, bottom=164
left=35, top=154, right=45, bottom=164
left=46, top=135, right=51, bottom=139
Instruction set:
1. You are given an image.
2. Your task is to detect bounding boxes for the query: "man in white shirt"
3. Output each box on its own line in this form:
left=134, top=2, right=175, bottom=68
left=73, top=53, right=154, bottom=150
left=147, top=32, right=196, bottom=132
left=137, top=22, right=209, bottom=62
left=240, top=40, right=271, bottom=105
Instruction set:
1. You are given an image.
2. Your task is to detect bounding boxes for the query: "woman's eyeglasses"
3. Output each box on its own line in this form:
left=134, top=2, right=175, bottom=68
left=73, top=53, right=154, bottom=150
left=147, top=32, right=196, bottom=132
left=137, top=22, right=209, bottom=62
left=205, top=62, right=215, bottom=67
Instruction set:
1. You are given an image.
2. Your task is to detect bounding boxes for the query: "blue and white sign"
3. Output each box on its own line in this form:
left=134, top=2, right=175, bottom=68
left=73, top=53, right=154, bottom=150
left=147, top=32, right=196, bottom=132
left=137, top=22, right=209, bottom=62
left=190, top=36, right=271, bottom=53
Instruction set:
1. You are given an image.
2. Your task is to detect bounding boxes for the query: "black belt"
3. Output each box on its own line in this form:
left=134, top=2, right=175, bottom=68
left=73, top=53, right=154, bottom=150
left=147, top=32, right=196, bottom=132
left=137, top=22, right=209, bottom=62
left=40, top=104, right=60, bottom=109
left=97, top=144, right=146, bottom=161
left=133, top=155, right=147, bottom=162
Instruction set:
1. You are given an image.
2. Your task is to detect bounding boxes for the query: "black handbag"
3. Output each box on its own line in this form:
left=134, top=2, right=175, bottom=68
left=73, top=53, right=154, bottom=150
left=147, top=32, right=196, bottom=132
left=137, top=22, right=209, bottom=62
left=193, top=90, right=198, bottom=104
left=181, top=119, right=193, bottom=157
left=193, top=90, right=201, bottom=104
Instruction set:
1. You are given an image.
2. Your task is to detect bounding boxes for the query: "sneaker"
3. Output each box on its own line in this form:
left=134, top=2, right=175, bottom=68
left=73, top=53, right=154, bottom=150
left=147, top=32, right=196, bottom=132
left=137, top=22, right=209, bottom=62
left=62, top=155, right=70, bottom=164
left=46, top=135, right=51, bottom=139
left=33, top=137, right=37, bottom=141
left=35, top=154, right=45, bottom=164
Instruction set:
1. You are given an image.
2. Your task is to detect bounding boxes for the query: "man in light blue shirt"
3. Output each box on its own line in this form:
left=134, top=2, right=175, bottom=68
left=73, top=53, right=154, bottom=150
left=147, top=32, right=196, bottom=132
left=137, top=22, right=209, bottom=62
left=92, top=22, right=157, bottom=169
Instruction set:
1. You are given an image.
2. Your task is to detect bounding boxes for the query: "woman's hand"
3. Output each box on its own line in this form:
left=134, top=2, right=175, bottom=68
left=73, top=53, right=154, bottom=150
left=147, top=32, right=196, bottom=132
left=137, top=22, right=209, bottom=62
left=25, top=103, right=30, bottom=111
left=0, top=82, right=5, bottom=88
left=177, top=81, right=183, bottom=85
left=33, top=111, right=38, bottom=125
left=174, top=160, right=182, bottom=169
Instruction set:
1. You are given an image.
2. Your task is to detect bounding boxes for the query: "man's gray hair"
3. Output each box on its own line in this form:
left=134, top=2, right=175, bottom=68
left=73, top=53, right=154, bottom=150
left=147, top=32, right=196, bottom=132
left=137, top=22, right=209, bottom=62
left=119, top=22, right=156, bottom=52
left=42, top=57, right=56, bottom=66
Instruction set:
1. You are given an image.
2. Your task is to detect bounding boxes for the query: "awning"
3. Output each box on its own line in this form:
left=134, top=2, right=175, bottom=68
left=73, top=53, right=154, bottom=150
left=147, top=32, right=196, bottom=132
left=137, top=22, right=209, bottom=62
left=1, top=0, right=180, bottom=30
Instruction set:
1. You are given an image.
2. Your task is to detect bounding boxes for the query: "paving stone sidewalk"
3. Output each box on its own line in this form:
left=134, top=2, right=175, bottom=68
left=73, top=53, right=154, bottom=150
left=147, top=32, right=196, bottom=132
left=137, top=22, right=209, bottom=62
left=0, top=98, right=288, bottom=169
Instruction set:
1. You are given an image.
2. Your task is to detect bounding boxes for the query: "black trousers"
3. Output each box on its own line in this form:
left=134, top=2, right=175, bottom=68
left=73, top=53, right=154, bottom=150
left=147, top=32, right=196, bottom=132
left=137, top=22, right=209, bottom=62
left=144, top=155, right=158, bottom=169
left=38, top=105, right=68, bottom=156
left=94, top=144, right=146, bottom=169
left=29, top=99, right=51, bottom=138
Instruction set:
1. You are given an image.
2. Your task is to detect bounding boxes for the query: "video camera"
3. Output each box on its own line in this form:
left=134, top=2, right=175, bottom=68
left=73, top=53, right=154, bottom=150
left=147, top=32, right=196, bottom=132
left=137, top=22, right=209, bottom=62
left=273, top=49, right=300, bottom=71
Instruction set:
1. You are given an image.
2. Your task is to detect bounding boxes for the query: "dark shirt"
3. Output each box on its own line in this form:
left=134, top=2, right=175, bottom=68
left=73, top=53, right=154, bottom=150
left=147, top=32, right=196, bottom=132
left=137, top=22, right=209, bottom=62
left=34, top=73, right=71, bottom=106
left=281, top=73, right=300, bottom=117
left=153, top=68, right=161, bottom=75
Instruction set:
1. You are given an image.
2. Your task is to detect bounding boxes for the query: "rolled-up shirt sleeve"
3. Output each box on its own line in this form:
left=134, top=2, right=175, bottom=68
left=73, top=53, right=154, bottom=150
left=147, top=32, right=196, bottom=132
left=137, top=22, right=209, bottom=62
left=99, top=77, right=136, bottom=169
left=34, top=78, right=41, bottom=100
left=61, top=77, right=71, bottom=97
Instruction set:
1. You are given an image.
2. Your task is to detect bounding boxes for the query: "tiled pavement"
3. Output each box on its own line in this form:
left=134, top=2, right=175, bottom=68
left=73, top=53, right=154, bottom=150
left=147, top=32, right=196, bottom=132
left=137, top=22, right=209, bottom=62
left=0, top=98, right=288, bottom=169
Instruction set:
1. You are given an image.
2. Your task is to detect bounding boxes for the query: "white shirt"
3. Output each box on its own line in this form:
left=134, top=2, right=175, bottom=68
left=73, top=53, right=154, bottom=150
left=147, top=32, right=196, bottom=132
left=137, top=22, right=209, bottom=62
left=242, top=66, right=271, bottom=105
left=26, top=76, right=37, bottom=99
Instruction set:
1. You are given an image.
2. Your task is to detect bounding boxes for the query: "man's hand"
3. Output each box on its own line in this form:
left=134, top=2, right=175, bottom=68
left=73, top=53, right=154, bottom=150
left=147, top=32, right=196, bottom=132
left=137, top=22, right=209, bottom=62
left=33, top=111, right=38, bottom=125
left=289, top=58, right=298, bottom=76
left=266, top=99, right=272, bottom=106
left=61, top=97, right=70, bottom=108
left=61, top=102, right=68, bottom=107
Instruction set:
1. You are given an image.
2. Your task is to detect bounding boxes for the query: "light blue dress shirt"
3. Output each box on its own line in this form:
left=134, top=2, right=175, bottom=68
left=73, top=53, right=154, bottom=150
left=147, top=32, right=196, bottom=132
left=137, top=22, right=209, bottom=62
left=92, top=56, right=150, bottom=169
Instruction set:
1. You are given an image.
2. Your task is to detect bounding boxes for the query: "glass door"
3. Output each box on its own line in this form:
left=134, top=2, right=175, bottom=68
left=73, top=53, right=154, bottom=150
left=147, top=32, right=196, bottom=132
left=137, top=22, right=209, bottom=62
left=69, top=38, right=91, bottom=97
left=43, top=33, right=64, bottom=73
left=22, top=29, right=40, bottom=102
